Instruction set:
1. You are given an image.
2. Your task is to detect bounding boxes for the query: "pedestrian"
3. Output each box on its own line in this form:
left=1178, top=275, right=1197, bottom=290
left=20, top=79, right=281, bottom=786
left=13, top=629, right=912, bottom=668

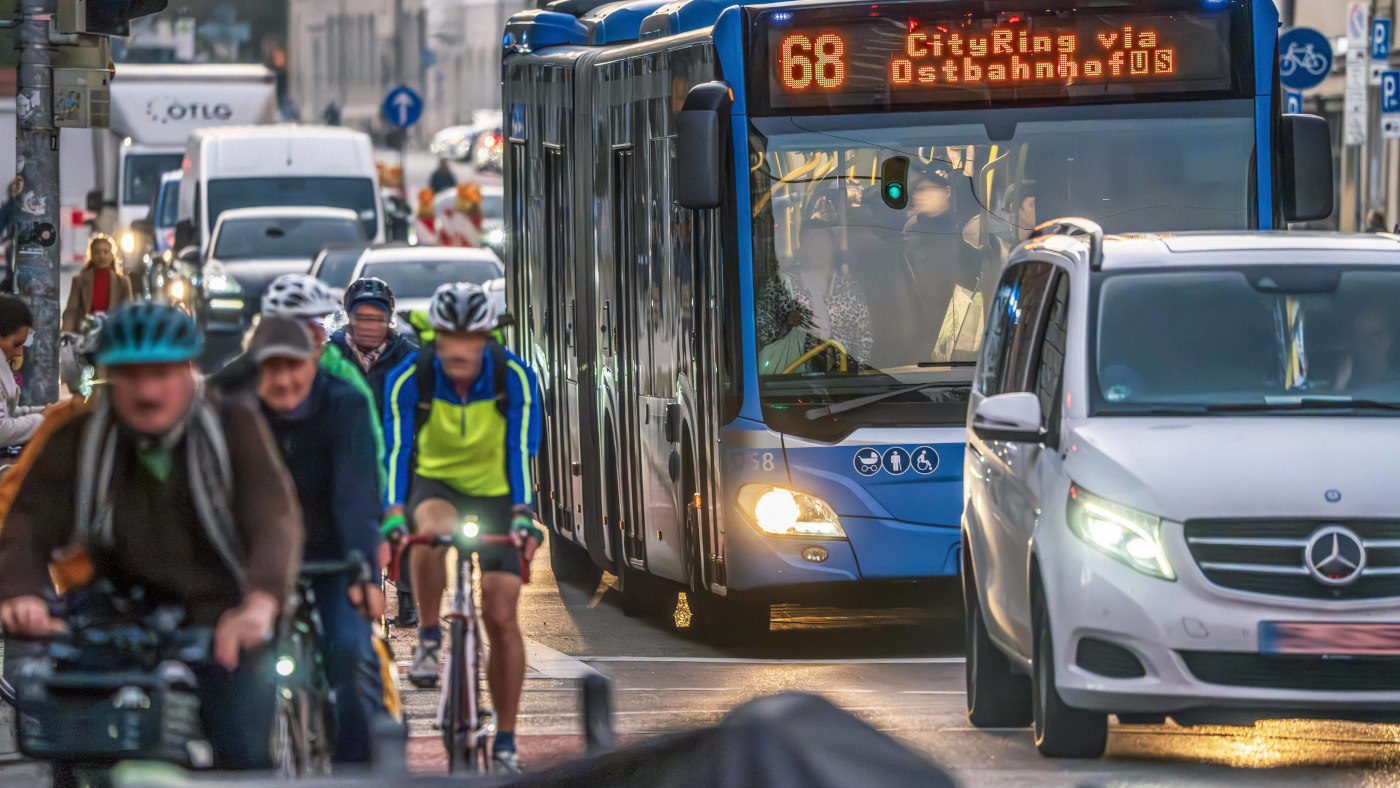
left=1365, top=209, right=1389, bottom=234
left=0, top=294, right=62, bottom=446
left=61, top=235, right=133, bottom=333
left=429, top=158, right=457, bottom=194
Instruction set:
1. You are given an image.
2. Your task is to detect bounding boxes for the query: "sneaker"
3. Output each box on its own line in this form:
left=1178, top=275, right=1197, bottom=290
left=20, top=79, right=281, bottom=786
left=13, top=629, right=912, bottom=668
left=492, top=749, right=523, bottom=774
left=408, top=638, right=440, bottom=688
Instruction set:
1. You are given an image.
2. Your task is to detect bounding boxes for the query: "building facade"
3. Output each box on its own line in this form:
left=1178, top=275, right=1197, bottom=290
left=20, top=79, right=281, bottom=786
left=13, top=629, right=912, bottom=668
left=287, top=0, right=527, bottom=142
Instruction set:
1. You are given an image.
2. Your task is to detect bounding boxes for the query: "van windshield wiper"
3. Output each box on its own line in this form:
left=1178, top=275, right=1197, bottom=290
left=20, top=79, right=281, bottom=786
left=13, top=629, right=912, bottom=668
left=1185, top=397, right=1400, bottom=413
left=803, top=380, right=967, bottom=420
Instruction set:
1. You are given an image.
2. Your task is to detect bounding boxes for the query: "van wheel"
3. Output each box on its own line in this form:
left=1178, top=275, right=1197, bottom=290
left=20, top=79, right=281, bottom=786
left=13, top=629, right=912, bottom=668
left=964, top=553, right=1032, bottom=727
left=551, top=530, right=602, bottom=588
left=1032, top=585, right=1108, bottom=758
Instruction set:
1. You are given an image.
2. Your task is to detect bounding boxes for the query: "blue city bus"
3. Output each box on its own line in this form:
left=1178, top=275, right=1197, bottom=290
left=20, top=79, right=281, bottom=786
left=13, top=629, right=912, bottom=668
left=501, top=0, right=1330, bottom=640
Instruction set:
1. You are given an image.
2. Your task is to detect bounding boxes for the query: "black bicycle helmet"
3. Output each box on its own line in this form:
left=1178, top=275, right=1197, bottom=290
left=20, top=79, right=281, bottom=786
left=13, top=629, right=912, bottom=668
left=345, top=276, right=395, bottom=313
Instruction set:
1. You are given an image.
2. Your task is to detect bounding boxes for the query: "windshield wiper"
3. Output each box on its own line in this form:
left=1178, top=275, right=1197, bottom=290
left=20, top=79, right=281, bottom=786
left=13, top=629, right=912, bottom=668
left=1203, top=397, right=1400, bottom=413
left=803, top=380, right=967, bottom=420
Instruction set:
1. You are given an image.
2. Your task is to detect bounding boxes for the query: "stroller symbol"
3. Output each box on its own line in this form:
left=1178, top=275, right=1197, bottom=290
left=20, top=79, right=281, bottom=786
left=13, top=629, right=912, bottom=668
left=854, top=449, right=881, bottom=476
left=912, top=447, right=939, bottom=475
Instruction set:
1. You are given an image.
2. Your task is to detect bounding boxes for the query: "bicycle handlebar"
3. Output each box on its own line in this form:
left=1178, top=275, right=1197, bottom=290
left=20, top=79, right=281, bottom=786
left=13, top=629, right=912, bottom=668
left=386, top=528, right=533, bottom=585
left=300, top=551, right=372, bottom=584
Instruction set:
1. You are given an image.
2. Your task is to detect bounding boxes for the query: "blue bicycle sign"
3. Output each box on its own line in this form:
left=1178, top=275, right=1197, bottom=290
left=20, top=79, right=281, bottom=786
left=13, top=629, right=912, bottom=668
left=1279, top=28, right=1333, bottom=91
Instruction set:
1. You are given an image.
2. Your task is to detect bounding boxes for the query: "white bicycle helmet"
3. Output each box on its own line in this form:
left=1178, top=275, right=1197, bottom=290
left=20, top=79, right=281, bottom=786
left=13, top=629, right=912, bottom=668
left=261, top=274, right=343, bottom=318
left=429, top=281, right=498, bottom=333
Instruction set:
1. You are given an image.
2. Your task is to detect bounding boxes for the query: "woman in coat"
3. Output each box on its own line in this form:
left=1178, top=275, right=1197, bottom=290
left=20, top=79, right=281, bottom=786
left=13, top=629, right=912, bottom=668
left=62, top=235, right=133, bottom=333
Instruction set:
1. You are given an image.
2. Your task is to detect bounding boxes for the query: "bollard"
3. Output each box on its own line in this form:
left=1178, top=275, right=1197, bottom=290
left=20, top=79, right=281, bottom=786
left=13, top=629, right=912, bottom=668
left=581, top=673, right=614, bottom=753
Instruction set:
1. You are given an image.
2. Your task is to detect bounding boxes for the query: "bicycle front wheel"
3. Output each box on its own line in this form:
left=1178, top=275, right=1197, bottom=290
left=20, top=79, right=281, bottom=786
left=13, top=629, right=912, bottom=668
left=444, top=617, right=468, bottom=775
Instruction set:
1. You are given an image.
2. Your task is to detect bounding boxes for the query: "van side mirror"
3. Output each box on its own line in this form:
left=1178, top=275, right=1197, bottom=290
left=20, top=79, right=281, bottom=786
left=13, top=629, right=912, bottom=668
left=85, top=189, right=102, bottom=213
left=177, top=245, right=201, bottom=266
left=174, top=219, right=195, bottom=250
left=1280, top=114, right=1333, bottom=223
left=130, top=218, right=154, bottom=236
left=676, top=82, right=733, bottom=210
left=971, top=392, right=1043, bottom=443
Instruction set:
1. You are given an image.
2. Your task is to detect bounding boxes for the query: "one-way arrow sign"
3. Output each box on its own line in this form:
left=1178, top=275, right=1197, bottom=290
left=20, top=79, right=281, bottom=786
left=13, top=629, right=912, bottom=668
left=383, top=86, right=423, bottom=129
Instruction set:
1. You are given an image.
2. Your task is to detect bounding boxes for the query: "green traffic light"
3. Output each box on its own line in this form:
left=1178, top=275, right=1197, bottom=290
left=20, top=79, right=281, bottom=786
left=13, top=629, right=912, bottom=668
left=886, top=183, right=903, bottom=200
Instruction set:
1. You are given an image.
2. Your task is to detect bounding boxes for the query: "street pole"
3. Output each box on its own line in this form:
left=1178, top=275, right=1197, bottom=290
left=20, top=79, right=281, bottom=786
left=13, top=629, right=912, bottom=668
left=15, top=0, right=62, bottom=406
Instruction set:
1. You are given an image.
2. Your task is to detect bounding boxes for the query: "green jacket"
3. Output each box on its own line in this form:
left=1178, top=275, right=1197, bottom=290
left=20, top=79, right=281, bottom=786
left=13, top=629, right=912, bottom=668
left=320, top=342, right=388, bottom=492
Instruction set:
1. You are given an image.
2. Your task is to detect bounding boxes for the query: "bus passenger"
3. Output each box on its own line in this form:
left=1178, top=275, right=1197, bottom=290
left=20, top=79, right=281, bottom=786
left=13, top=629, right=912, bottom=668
left=756, top=221, right=872, bottom=373
left=903, top=166, right=976, bottom=343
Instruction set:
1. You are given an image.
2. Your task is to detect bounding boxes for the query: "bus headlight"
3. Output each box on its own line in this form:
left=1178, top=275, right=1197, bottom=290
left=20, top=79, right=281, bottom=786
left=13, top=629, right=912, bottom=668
left=737, top=485, right=845, bottom=539
left=119, top=231, right=136, bottom=254
left=1067, top=485, right=1174, bottom=581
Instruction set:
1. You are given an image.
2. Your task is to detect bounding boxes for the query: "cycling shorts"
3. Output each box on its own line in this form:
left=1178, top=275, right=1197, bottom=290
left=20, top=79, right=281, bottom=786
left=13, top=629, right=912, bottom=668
left=407, top=476, right=519, bottom=577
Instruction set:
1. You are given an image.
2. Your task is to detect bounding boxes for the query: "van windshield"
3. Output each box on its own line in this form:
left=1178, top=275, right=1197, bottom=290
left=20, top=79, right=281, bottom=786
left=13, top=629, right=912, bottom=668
left=124, top=153, right=183, bottom=206
left=213, top=216, right=366, bottom=262
left=1094, top=268, right=1400, bottom=414
left=207, top=177, right=379, bottom=239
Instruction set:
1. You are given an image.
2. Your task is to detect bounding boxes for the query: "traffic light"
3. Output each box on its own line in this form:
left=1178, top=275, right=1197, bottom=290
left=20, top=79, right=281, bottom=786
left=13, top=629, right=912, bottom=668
left=56, top=0, right=169, bottom=37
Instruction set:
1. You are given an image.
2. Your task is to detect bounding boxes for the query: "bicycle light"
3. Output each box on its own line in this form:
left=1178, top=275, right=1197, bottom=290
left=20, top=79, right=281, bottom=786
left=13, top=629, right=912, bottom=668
left=461, top=519, right=480, bottom=539
left=275, top=656, right=296, bottom=677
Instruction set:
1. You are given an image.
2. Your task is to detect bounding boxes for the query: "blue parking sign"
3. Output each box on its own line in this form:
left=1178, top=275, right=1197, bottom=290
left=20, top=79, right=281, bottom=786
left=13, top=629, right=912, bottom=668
left=1285, top=91, right=1303, bottom=114
left=1374, top=19, right=1392, bottom=61
left=1383, top=70, right=1400, bottom=114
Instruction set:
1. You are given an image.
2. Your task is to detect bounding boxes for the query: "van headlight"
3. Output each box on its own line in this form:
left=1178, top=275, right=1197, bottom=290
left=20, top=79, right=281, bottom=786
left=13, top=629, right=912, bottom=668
left=1067, top=485, right=1175, bottom=580
left=119, top=231, right=136, bottom=254
left=737, top=485, right=845, bottom=539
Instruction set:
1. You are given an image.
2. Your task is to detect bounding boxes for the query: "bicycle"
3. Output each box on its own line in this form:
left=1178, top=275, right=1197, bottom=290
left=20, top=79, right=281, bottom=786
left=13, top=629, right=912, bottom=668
left=272, top=552, right=375, bottom=778
left=387, top=518, right=531, bottom=775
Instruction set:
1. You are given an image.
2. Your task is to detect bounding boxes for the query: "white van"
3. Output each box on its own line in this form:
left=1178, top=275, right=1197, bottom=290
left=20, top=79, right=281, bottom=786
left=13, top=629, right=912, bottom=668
left=176, top=125, right=384, bottom=252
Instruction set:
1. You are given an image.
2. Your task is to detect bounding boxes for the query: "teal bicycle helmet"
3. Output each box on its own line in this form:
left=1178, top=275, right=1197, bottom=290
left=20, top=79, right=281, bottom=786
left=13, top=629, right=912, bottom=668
left=96, top=302, right=203, bottom=366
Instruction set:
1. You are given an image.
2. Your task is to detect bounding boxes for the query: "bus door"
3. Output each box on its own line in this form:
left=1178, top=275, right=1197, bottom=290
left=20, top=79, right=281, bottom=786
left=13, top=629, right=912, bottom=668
left=544, top=142, right=585, bottom=540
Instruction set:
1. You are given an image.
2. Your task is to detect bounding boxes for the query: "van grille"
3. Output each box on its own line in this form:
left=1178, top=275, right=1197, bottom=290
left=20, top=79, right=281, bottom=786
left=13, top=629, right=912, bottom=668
left=1183, top=520, right=1400, bottom=600
left=1180, top=651, right=1400, bottom=691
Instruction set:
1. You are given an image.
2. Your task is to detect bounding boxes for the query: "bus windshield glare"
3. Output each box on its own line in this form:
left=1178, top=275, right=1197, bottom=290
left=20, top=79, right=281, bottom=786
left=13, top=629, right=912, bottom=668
left=750, top=101, right=1255, bottom=428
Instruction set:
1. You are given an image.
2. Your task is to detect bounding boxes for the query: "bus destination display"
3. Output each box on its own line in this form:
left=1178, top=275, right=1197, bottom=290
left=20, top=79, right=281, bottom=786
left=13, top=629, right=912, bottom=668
left=762, top=6, right=1238, bottom=110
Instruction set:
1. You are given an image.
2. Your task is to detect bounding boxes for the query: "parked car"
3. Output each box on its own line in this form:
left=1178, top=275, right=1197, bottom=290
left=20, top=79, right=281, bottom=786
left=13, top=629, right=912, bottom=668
left=961, top=221, right=1400, bottom=759
left=201, top=206, right=366, bottom=333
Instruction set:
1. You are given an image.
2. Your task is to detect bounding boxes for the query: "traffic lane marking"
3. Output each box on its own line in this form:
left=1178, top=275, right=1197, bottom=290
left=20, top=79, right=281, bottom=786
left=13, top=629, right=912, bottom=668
left=579, top=656, right=966, bottom=664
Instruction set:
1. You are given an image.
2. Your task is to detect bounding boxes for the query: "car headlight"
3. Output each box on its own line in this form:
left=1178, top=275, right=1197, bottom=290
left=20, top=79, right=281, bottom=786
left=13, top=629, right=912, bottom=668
left=486, top=227, right=505, bottom=246
left=119, top=231, right=136, bottom=254
left=1067, top=485, right=1175, bottom=580
left=204, top=268, right=241, bottom=295
left=737, top=484, right=846, bottom=539
left=169, top=280, right=185, bottom=300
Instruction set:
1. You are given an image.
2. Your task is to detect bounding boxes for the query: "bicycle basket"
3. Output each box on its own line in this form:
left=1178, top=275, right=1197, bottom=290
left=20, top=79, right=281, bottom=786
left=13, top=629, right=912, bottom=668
left=17, top=663, right=211, bottom=768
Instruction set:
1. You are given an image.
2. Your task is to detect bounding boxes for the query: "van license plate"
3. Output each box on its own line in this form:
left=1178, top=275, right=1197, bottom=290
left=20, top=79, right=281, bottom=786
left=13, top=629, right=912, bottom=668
left=1260, top=622, right=1400, bottom=655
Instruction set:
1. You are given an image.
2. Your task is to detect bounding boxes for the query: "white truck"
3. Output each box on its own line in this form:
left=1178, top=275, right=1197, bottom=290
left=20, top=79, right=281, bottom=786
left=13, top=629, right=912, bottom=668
left=100, top=63, right=277, bottom=256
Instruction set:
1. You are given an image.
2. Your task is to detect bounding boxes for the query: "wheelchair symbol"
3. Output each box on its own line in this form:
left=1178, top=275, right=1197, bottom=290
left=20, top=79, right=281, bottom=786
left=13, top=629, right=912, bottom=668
left=912, top=447, right=939, bottom=475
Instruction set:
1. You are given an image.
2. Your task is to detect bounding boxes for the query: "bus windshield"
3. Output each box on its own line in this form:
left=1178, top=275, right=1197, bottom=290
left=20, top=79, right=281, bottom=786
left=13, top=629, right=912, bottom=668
left=749, top=101, right=1254, bottom=428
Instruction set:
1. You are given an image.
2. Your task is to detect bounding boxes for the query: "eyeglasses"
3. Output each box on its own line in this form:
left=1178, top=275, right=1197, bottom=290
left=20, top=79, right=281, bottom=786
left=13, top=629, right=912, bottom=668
left=350, top=314, right=390, bottom=327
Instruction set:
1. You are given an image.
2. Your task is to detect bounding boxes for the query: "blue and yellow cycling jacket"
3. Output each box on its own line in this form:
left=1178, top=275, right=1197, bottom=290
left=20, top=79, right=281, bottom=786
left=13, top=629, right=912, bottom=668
left=382, top=346, right=541, bottom=510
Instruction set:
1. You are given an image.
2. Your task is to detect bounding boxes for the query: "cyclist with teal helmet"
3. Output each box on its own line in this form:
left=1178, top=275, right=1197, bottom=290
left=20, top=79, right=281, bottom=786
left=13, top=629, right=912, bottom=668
left=0, top=302, right=305, bottom=771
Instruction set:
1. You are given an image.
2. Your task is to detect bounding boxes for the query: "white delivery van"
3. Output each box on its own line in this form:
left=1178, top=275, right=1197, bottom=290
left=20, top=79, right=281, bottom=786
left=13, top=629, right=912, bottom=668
left=176, top=125, right=385, bottom=253
left=105, top=64, right=277, bottom=251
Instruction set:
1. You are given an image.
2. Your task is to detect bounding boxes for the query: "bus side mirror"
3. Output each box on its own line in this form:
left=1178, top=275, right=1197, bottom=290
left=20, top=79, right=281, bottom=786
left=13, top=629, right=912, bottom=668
left=676, top=82, right=733, bottom=210
left=1280, top=114, right=1333, bottom=223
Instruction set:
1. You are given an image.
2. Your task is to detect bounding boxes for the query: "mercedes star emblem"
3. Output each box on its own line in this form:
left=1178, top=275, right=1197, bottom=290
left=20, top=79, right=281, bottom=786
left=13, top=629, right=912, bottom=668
left=1304, top=525, right=1366, bottom=586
